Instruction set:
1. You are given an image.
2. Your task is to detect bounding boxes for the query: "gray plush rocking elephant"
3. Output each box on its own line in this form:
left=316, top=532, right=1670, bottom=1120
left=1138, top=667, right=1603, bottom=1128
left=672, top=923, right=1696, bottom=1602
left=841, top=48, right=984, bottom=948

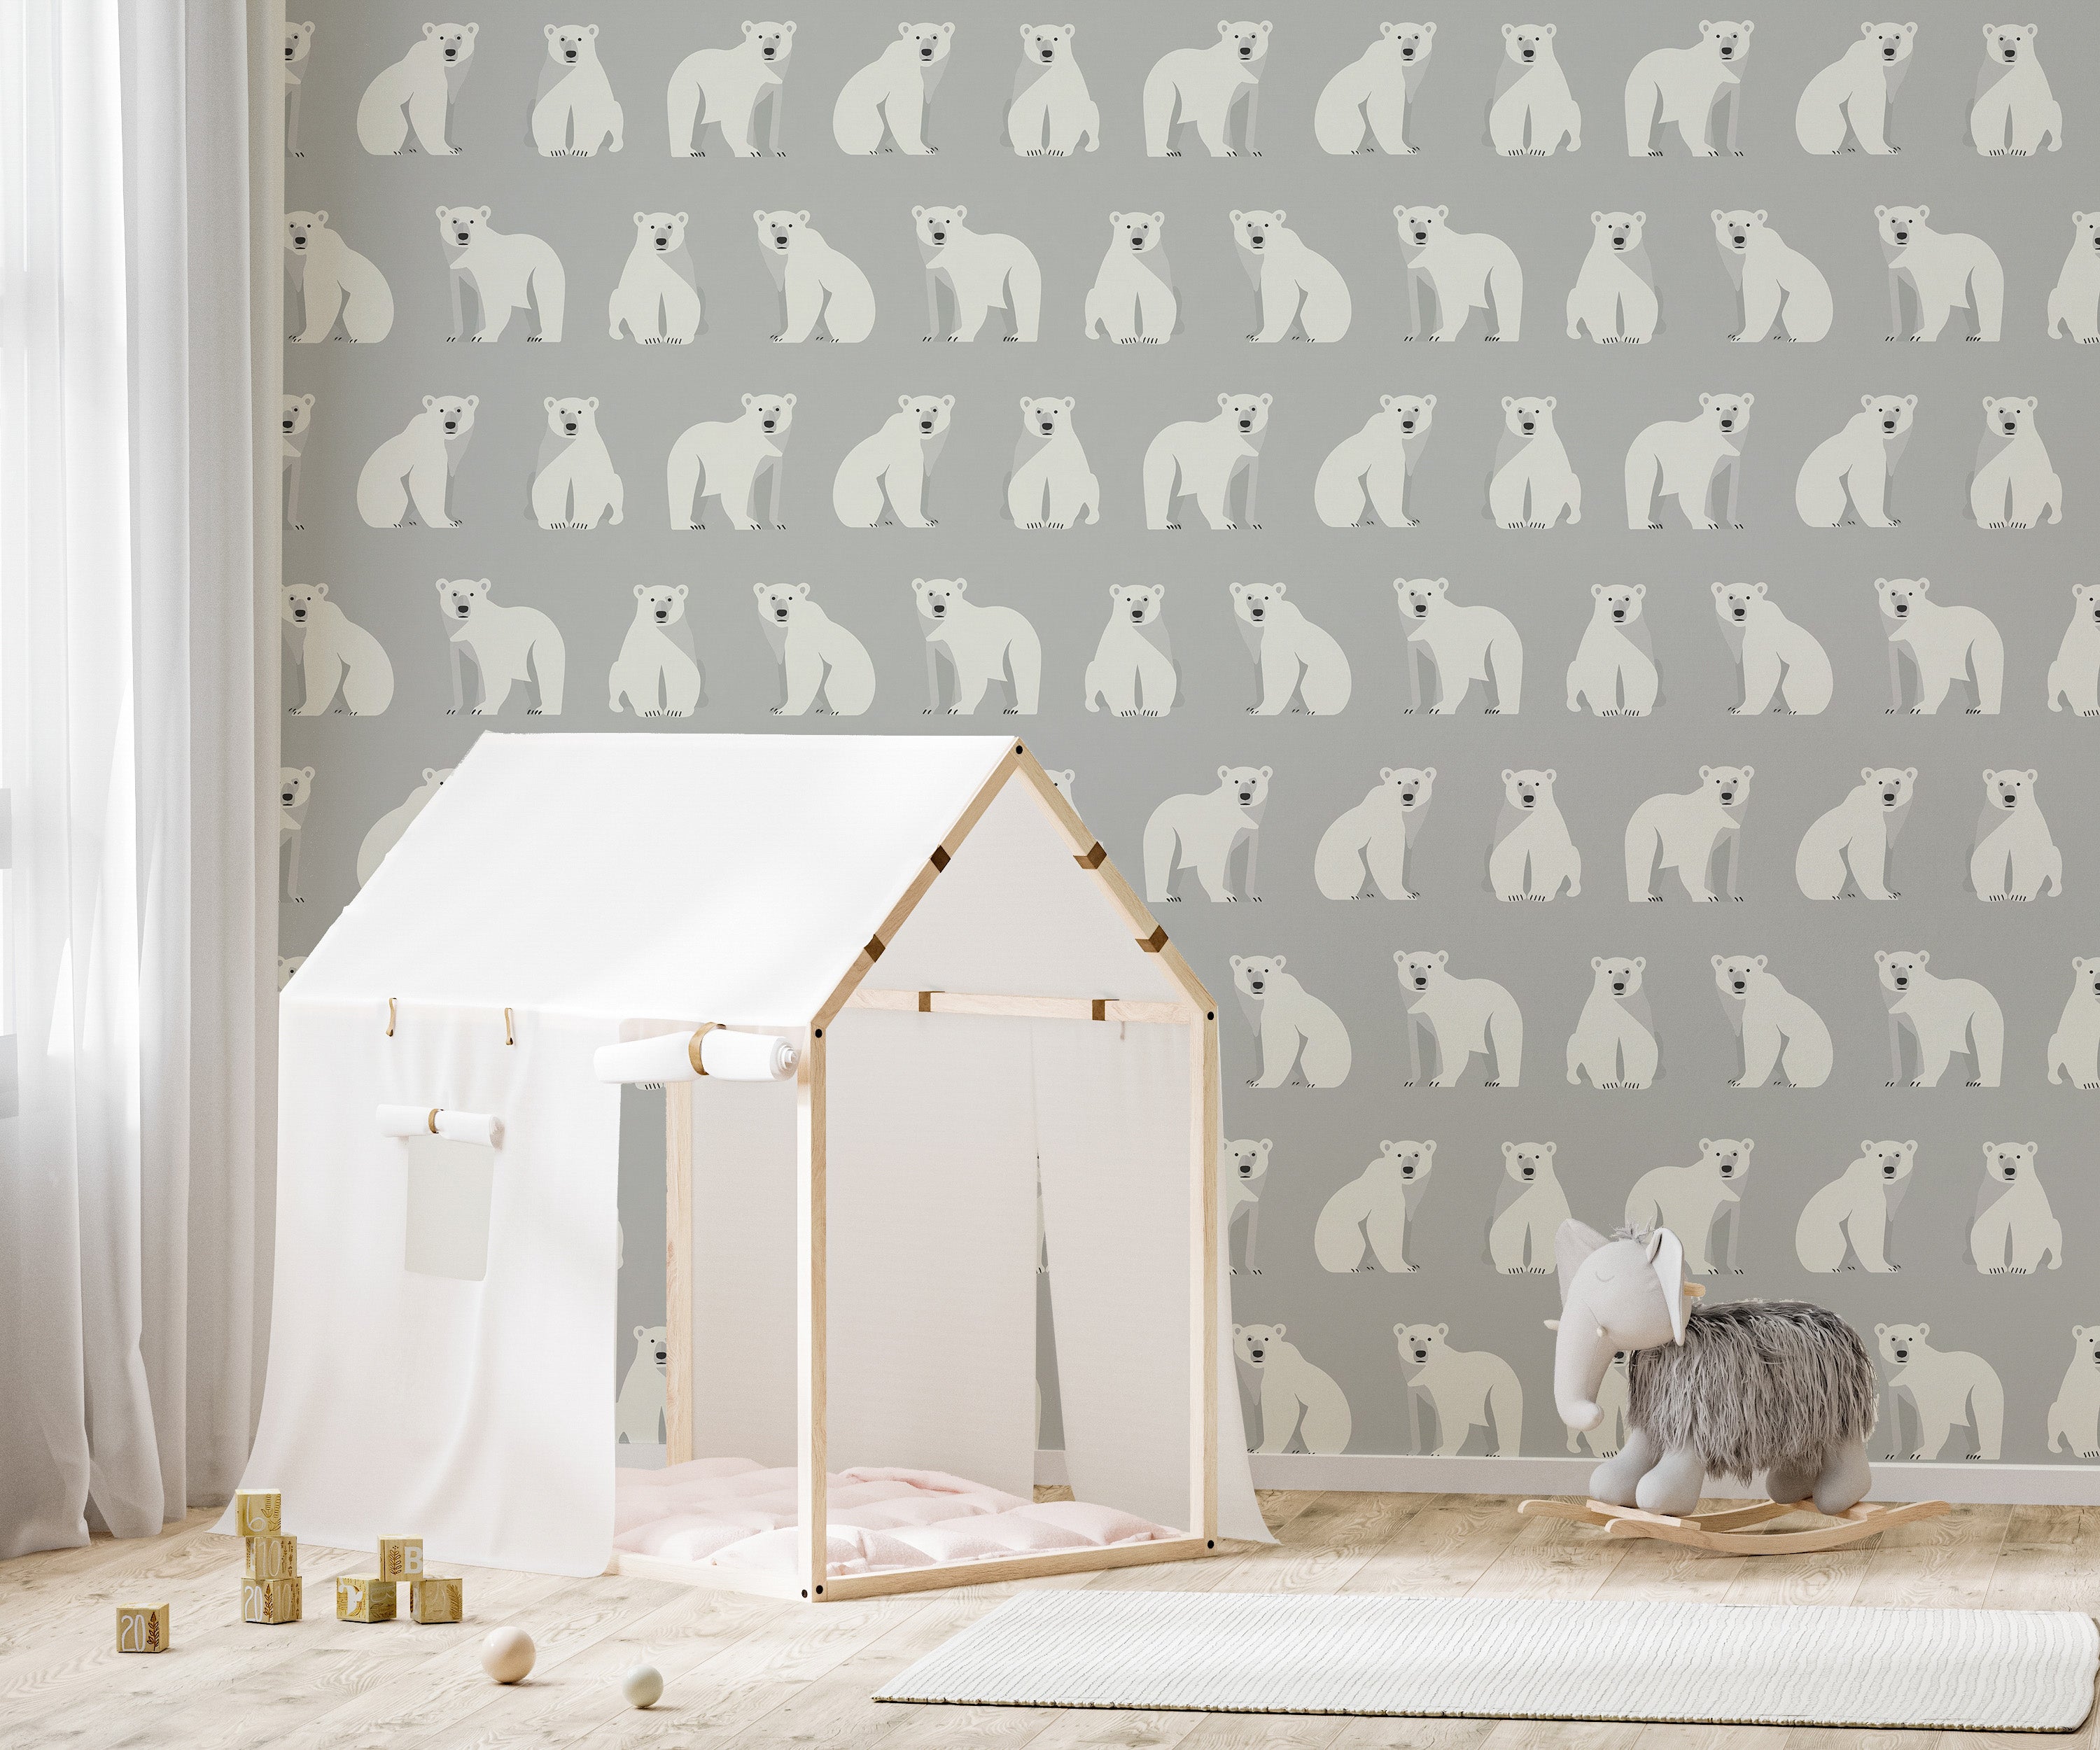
left=1551, top=1221, right=1877, bottom=1517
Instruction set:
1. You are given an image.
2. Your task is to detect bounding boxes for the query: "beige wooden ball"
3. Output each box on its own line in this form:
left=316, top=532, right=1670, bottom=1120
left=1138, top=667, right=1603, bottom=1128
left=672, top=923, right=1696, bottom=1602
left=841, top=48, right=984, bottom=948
left=622, top=1664, right=664, bottom=1709
left=480, top=1625, right=536, bottom=1684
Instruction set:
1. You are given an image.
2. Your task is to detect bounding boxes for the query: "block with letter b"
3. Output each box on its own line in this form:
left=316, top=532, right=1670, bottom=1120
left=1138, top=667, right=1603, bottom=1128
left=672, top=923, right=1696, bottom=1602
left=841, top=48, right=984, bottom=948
left=244, top=1534, right=299, bottom=1581
left=335, top=1576, right=395, bottom=1623
left=375, top=1536, right=423, bottom=1582
left=242, top=1577, right=302, bottom=1624
left=116, top=1602, right=171, bottom=1653
left=407, top=1576, right=463, bottom=1623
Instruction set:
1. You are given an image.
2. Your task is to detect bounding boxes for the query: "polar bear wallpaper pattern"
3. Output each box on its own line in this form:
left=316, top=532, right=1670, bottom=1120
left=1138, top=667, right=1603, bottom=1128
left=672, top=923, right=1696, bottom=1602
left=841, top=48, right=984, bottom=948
left=281, top=3, right=2094, bottom=1468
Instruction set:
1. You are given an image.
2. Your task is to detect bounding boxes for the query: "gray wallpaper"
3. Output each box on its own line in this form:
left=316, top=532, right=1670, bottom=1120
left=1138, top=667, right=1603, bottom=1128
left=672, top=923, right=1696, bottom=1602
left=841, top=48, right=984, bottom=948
left=281, top=0, right=2100, bottom=1468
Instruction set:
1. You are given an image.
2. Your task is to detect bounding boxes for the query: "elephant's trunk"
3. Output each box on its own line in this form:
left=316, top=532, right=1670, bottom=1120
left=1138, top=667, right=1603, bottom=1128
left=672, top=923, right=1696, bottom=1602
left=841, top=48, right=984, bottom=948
left=1554, top=1301, right=1611, bottom=1432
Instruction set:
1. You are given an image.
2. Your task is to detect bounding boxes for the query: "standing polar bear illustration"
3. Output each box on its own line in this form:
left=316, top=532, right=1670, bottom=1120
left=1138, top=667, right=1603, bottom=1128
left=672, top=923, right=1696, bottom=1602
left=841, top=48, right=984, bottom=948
left=2048, top=1329, right=2100, bottom=1458
left=282, top=584, right=393, bottom=716
left=1566, top=211, right=1658, bottom=344
left=1795, top=394, right=1914, bottom=526
left=1625, top=393, right=1752, bottom=529
left=1231, top=210, right=1351, bottom=343
left=1231, top=584, right=1351, bottom=715
left=1399, top=578, right=1523, bottom=715
left=912, top=579, right=1040, bottom=715
left=285, top=211, right=393, bottom=343
left=1969, top=396, right=2062, bottom=528
left=1144, top=394, right=1270, bottom=531
left=1397, top=205, right=1524, bottom=343
left=1565, top=583, right=1656, bottom=716
left=357, top=394, right=475, bottom=528
left=1490, top=768, right=1581, bottom=902
left=1713, top=209, right=1832, bottom=342
left=1144, top=766, right=1268, bottom=904
left=1878, top=204, right=2003, bottom=342
left=915, top=205, right=1041, bottom=342
left=2047, top=213, right=2100, bottom=342
left=1236, top=1326, right=1350, bottom=1455
left=533, top=24, right=623, bottom=155
left=1795, top=22, right=1913, bottom=155
left=1714, top=955, right=1833, bottom=1088
left=1566, top=956, right=1658, bottom=1088
left=1315, top=396, right=1433, bottom=528
left=668, top=393, right=792, bottom=531
left=1008, top=24, right=1098, bottom=155
left=1624, top=19, right=1752, bottom=157
left=1399, top=1325, right=1522, bottom=1457
left=1316, top=22, right=1433, bottom=155
left=1626, top=1139, right=1753, bottom=1273
left=2047, top=584, right=2100, bottom=714
left=357, top=22, right=476, bottom=155
left=1877, top=949, right=2003, bottom=1087
left=608, top=585, right=703, bottom=719
left=1970, top=1142, right=2061, bottom=1275
left=1007, top=398, right=1098, bottom=528
left=1489, top=396, right=1581, bottom=529
left=1877, top=578, right=2003, bottom=715
left=615, top=1326, right=667, bottom=1444
left=1084, top=211, right=1177, bottom=343
left=1877, top=1324, right=2003, bottom=1462
left=1145, top=21, right=1270, bottom=158
left=1625, top=765, right=1751, bottom=902
left=834, top=396, right=951, bottom=528
left=1795, top=766, right=1915, bottom=901
left=668, top=20, right=792, bottom=158
left=1314, top=767, right=1433, bottom=901
left=2047, top=959, right=2100, bottom=1088
left=1970, top=24, right=2060, bottom=155
left=754, top=584, right=874, bottom=718
left=753, top=211, right=875, bottom=343
left=1970, top=768, right=2062, bottom=902
left=435, top=580, right=564, bottom=717
left=1396, top=951, right=1522, bottom=1088
left=1231, top=955, right=1352, bottom=1088
left=1795, top=1140, right=1914, bottom=1272
left=1489, top=1142, right=1568, bottom=1273
left=834, top=22, right=951, bottom=154
left=531, top=397, right=623, bottom=530
left=1315, top=1142, right=1431, bottom=1273
left=1713, top=582, right=1831, bottom=715
left=438, top=205, right=565, bottom=343
left=1082, top=584, right=1178, bottom=717
left=1491, top=23, right=1581, bottom=156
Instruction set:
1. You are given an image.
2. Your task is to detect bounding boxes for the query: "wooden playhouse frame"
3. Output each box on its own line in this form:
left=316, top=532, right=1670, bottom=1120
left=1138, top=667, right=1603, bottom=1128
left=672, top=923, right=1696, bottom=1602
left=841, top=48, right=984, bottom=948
left=607, top=743, right=1224, bottom=1602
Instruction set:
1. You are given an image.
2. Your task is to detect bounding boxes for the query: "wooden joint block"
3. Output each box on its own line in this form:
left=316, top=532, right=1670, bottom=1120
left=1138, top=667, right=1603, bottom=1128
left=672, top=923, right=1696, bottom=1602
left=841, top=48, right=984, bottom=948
left=335, top=1576, right=394, bottom=1622
left=231, top=1490, right=281, bottom=1539
left=1138, top=925, right=1168, bottom=953
left=244, top=1534, right=299, bottom=1581
left=408, top=1576, right=463, bottom=1623
left=376, top=1536, right=424, bottom=1582
left=116, top=1602, right=170, bottom=1653
left=244, top=1577, right=303, bottom=1624
left=1091, top=998, right=1107, bottom=1021
left=1074, top=843, right=1107, bottom=870
left=916, top=990, right=933, bottom=1014
left=863, top=934, right=886, bottom=962
left=928, top=845, right=950, bottom=872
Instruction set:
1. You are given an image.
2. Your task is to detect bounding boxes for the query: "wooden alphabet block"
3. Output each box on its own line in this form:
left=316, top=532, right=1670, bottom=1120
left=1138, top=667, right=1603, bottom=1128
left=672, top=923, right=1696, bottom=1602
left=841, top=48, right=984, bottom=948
left=335, top=1575, right=395, bottom=1623
left=115, top=1602, right=170, bottom=1653
left=242, top=1577, right=302, bottom=1624
left=407, top=1576, right=463, bottom=1623
left=244, top=1534, right=299, bottom=1581
left=375, top=1536, right=423, bottom=1582
left=230, top=1490, right=281, bottom=1538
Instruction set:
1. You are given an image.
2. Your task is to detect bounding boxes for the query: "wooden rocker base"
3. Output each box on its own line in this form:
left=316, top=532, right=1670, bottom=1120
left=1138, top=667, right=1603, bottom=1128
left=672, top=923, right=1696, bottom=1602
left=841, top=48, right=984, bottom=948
left=1518, top=1495, right=1952, bottom=1555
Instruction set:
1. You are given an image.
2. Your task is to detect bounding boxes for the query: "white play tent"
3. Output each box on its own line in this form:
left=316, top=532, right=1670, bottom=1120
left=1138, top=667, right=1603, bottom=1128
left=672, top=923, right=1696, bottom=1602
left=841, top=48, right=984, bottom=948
left=232, top=732, right=1265, bottom=1599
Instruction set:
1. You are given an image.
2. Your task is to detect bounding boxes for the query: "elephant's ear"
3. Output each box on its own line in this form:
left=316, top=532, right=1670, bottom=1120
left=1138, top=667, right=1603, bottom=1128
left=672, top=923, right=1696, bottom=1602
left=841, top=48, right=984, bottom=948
left=1648, top=1227, right=1689, bottom=1343
left=1554, top=1219, right=1609, bottom=1308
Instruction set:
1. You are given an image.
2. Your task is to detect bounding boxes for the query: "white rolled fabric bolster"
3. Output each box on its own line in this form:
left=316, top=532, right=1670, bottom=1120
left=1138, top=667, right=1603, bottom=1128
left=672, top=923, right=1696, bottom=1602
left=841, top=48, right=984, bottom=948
left=592, top=1028, right=798, bottom=1084
left=377, top=1105, right=503, bottom=1147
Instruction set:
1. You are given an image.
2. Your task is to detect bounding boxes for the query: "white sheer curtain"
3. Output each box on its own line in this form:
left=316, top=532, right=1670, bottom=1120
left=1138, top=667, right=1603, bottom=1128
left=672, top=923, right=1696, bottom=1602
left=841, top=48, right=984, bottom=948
left=0, top=0, right=279, bottom=1555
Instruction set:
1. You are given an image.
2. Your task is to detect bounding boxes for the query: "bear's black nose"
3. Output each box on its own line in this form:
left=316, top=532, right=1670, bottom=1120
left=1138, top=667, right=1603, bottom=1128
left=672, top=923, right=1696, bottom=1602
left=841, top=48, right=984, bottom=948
left=1040, top=48, right=1052, bottom=59
left=1613, top=982, right=1625, bottom=993
left=920, top=421, right=933, bottom=431
left=762, top=420, right=775, bottom=431
left=1400, top=420, right=1414, bottom=431
left=1238, top=419, right=1252, bottom=430
left=1883, top=420, right=1896, bottom=431
left=920, top=45, right=932, bottom=57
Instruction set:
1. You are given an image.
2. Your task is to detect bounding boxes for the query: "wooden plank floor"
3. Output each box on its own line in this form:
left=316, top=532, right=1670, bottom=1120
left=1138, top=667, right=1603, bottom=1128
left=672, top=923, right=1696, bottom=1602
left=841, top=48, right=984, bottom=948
left=2, top=1492, right=2093, bottom=1749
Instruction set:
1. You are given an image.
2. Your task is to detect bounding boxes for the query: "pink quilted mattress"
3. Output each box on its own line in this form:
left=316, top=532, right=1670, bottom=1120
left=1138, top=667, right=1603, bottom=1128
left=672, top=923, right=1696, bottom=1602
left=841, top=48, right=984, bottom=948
left=614, top=1456, right=1175, bottom=1578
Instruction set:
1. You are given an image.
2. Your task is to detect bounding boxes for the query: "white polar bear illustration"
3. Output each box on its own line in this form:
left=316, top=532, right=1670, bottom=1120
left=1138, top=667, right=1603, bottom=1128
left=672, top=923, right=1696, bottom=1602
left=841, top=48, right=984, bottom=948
left=913, top=578, right=1040, bottom=716
left=1231, top=209, right=1351, bottom=344
left=1397, top=205, right=1524, bottom=342
left=1796, top=22, right=1913, bottom=155
left=284, top=211, right=393, bottom=344
left=1236, top=1325, right=1350, bottom=1455
left=1970, top=23, right=2059, bottom=155
left=1490, top=396, right=1581, bottom=528
left=1626, top=1139, right=1752, bottom=1273
left=1490, top=1142, right=1568, bottom=1273
left=1083, top=584, right=1177, bottom=717
left=282, top=584, right=393, bottom=717
left=1085, top=211, right=1176, bottom=344
left=1317, top=22, right=1433, bottom=155
left=834, top=22, right=951, bottom=155
left=1566, top=211, right=1658, bottom=344
left=1970, top=396, right=2062, bottom=528
left=1626, top=765, right=1751, bottom=902
left=754, top=584, right=874, bottom=718
left=914, top=205, right=1041, bottom=342
left=1491, top=24, right=1581, bottom=156
left=1232, top=955, right=1351, bottom=1088
left=1626, top=393, right=1752, bottom=529
left=1625, top=20, right=1751, bottom=157
left=834, top=396, right=950, bottom=528
left=1566, top=583, right=1657, bottom=716
left=1712, top=582, right=1830, bottom=715
left=1007, top=397, right=1098, bottom=528
left=1146, top=766, right=1268, bottom=903
left=1713, top=209, right=1833, bottom=342
left=754, top=211, right=876, bottom=343
left=1315, top=768, right=1432, bottom=901
left=2047, top=585, right=2100, bottom=714
left=279, top=766, right=313, bottom=901
left=357, top=22, right=476, bottom=155
left=1877, top=949, right=2003, bottom=1087
left=1795, top=395, right=1914, bottom=526
left=533, top=24, right=623, bottom=156
left=1796, top=1140, right=1914, bottom=1272
left=1144, top=394, right=1270, bottom=531
left=1877, top=1324, right=2002, bottom=1461
left=1316, top=396, right=1432, bottom=528
left=434, top=580, right=564, bottom=717
left=1146, top=21, right=1269, bottom=158
left=356, top=766, right=452, bottom=888
left=1566, top=956, right=1657, bottom=1088
left=1877, top=578, right=2001, bottom=714
left=615, top=1325, right=667, bottom=1444
left=2048, top=1329, right=2100, bottom=1457
left=1878, top=204, right=2002, bottom=342
left=2047, top=959, right=2100, bottom=1088
left=284, top=19, right=312, bottom=154
left=1399, top=578, right=1523, bottom=715
left=667, top=393, right=792, bottom=532
left=1396, top=951, right=1522, bottom=1088
left=280, top=393, right=313, bottom=529
left=1224, top=1138, right=1269, bottom=1273
left=1231, top=583, right=1350, bottom=716
left=1490, top=768, right=1581, bottom=902
left=1009, top=24, right=1098, bottom=155
left=531, top=398, right=623, bottom=530
left=356, top=394, right=475, bottom=528
left=668, top=20, right=792, bottom=158
left=1971, top=1142, right=2061, bottom=1275
left=1714, top=955, right=1833, bottom=1088
left=2047, top=213, right=2100, bottom=342
left=1796, top=766, right=1915, bottom=900
left=607, top=584, right=703, bottom=718
left=1315, top=1142, right=1429, bottom=1273
left=438, top=206, right=564, bottom=343
left=277, top=955, right=305, bottom=991
left=1970, top=768, right=2062, bottom=902
left=608, top=211, right=701, bottom=345
left=1399, top=1325, right=1522, bottom=1457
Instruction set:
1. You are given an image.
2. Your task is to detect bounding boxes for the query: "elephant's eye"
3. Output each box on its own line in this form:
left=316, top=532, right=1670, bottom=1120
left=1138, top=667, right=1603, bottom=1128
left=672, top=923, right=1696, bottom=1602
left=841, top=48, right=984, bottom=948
left=1593, top=1268, right=1615, bottom=1282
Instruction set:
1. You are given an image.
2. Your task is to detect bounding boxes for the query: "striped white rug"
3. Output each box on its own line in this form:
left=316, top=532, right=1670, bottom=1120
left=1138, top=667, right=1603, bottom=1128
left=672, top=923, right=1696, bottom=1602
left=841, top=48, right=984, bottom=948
left=874, top=1591, right=2099, bottom=1731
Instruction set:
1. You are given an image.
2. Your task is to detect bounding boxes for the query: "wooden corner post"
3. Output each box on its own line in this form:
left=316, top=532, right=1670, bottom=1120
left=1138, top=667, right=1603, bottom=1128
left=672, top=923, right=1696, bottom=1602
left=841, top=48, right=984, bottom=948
left=666, top=1082, right=694, bottom=1466
left=797, top=1021, right=829, bottom=1600
left=1192, top=1007, right=1219, bottom=1544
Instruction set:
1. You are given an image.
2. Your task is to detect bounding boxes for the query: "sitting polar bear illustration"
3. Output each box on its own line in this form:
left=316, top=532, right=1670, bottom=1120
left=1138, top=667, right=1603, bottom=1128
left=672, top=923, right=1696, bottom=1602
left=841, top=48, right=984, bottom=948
left=1314, top=767, right=1433, bottom=901
left=1970, top=1142, right=2062, bottom=1275
left=1712, top=582, right=1831, bottom=716
left=754, top=584, right=874, bottom=718
left=1796, top=1140, right=1914, bottom=1273
left=1396, top=950, right=1521, bottom=1088
left=753, top=210, right=876, bottom=343
left=1315, top=1141, right=1431, bottom=1273
left=533, top=24, right=623, bottom=156
left=2048, top=1329, right=2100, bottom=1458
left=1315, top=22, right=1433, bottom=155
left=531, top=397, right=623, bottom=530
left=1082, top=584, right=1177, bottom=716
left=913, top=578, right=1040, bottom=715
left=280, top=393, right=314, bottom=529
left=1625, top=765, right=1751, bottom=902
left=1878, top=204, right=2003, bottom=342
left=1795, top=394, right=1915, bottom=527
left=914, top=205, right=1041, bottom=342
left=1565, top=583, right=1656, bottom=716
left=1566, top=956, right=1657, bottom=1088
left=615, top=1326, right=667, bottom=1444
left=278, top=767, right=313, bottom=901
left=2047, top=213, right=2100, bottom=342
left=1231, top=209, right=1351, bottom=343
left=1084, top=211, right=1176, bottom=344
left=1490, top=1142, right=1569, bottom=1273
left=1007, top=23, right=1098, bottom=155
left=1626, top=1138, right=1752, bottom=1273
left=2048, top=584, right=2100, bottom=714
left=1566, top=210, right=1658, bottom=344
left=1877, top=578, right=2002, bottom=715
left=1490, top=396, right=1581, bottom=529
left=1970, top=23, right=2060, bottom=155
left=1795, top=21, right=1913, bottom=155
left=1625, top=392, right=1752, bottom=529
left=357, top=21, right=476, bottom=155
left=1970, top=768, right=2062, bottom=902
left=285, top=211, right=393, bottom=343
left=434, top=580, right=564, bottom=717
left=1231, top=955, right=1352, bottom=1088
left=1713, top=955, right=1833, bottom=1088
left=1006, top=397, right=1098, bottom=528
left=356, top=766, right=452, bottom=888
left=438, top=205, right=564, bottom=343
left=356, top=394, right=475, bottom=528
left=1145, top=20, right=1270, bottom=158
left=1397, top=205, right=1523, bottom=342
left=608, top=585, right=703, bottom=718
left=1876, top=1324, right=2002, bottom=1461
left=1491, top=23, right=1581, bottom=156
left=1877, top=948, right=2003, bottom=1087
left=1969, top=396, right=2062, bottom=528
left=833, top=22, right=951, bottom=155
left=1144, top=765, right=1268, bottom=904
left=1399, top=1325, right=1522, bottom=1457
left=1231, top=583, right=1350, bottom=716
left=608, top=211, right=702, bottom=345
left=1795, top=766, right=1915, bottom=900
left=1490, top=768, right=1581, bottom=902
left=667, top=393, right=792, bottom=531
left=1713, top=209, right=1833, bottom=342
left=1625, top=19, right=1752, bottom=157
left=1315, top=395, right=1433, bottom=528
left=2047, top=958, right=2100, bottom=1088
left=1236, top=1324, right=1350, bottom=1455
left=282, top=583, right=393, bottom=716
left=1399, top=578, right=1522, bottom=715
left=834, top=396, right=951, bottom=528
left=667, top=20, right=792, bottom=158
left=1144, top=394, right=1270, bottom=530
